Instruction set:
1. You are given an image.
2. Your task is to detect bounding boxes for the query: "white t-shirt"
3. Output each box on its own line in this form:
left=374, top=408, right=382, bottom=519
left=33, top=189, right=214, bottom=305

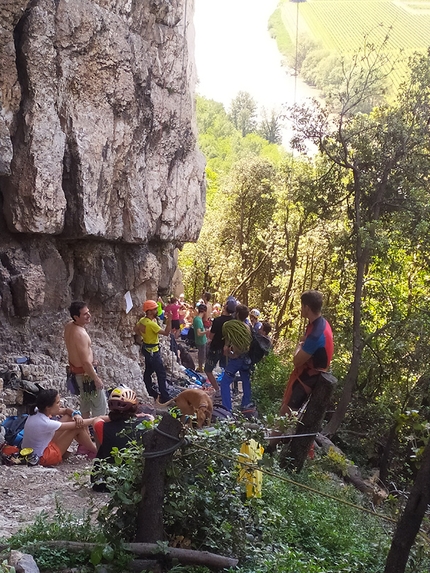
left=21, top=412, right=62, bottom=457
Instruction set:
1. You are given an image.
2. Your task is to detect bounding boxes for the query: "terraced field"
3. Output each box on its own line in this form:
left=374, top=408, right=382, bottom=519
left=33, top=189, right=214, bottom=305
left=280, top=0, right=430, bottom=85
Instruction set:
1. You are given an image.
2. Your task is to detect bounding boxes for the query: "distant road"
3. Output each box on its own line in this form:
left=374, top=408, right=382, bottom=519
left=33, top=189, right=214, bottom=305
left=194, top=0, right=321, bottom=145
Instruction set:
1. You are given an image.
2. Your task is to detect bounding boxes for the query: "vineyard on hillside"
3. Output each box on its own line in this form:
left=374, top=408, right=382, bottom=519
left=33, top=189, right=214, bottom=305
left=279, top=0, right=430, bottom=86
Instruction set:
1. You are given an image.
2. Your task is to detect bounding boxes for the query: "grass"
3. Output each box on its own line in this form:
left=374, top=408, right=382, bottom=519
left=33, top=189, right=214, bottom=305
left=268, top=5, right=294, bottom=59
left=279, top=0, right=430, bottom=87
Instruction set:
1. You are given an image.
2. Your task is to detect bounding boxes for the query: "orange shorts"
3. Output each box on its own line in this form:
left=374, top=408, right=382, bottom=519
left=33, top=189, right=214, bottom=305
left=40, top=441, right=63, bottom=466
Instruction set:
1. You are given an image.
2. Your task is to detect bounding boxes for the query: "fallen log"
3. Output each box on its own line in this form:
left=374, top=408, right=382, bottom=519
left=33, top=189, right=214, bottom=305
left=315, top=433, right=388, bottom=503
left=20, top=541, right=239, bottom=570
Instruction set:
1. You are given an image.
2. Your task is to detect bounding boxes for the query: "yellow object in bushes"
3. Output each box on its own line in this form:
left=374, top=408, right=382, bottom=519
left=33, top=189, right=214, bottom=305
left=238, top=439, right=264, bottom=498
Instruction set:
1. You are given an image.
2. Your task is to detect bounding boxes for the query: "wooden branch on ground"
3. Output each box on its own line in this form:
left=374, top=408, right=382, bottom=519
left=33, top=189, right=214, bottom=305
left=315, top=433, right=387, bottom=503
left=18, top=541, right=239, bottom=570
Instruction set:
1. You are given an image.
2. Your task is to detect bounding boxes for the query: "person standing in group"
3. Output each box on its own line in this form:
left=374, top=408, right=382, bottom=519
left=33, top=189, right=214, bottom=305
left=249, top=309, right=262, bottom=332
left=193, top=303, right=209, bottom=372
left=202, top=292, right=213, bottom=328
left=134, top=300, right=172, bottom=403
left=219, top=318, right=252, bottom=412
left=280, top=290, right=333, bottom=415
left=64, top=301, right=107, bottom=418
left=204, top=298, right=237, bottom=394
left=164, top=297, right=182, bottom=337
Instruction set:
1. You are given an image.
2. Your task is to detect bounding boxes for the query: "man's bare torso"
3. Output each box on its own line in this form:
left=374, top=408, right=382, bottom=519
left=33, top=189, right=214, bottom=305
left=64, top=321, right=93, bottom=368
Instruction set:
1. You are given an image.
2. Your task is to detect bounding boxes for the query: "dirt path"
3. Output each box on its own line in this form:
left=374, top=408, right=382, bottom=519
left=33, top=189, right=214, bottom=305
left=0, top=453, right=109, bottom=540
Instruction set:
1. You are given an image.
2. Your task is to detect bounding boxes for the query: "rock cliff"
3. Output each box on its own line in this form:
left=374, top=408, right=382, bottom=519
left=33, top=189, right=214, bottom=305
left=0, top=0, right=205, bottom=394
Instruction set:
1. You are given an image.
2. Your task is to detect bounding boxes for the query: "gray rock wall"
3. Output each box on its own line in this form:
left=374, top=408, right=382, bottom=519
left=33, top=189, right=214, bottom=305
left=0, top=0, right=205, bottom=383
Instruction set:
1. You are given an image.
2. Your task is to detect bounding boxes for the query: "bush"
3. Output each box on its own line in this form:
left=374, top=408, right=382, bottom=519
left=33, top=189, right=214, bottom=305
left=251, top=351, right=290, bottom=417
left=1, top=504, right=130, bottom=572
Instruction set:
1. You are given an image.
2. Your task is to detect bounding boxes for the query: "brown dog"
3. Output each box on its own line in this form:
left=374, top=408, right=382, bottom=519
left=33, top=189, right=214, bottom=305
left=156, top=388, right=213, bottom=428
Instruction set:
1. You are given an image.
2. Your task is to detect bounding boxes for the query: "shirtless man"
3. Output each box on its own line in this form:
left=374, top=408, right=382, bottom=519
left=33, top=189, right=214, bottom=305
left=64, top=301, right=107, bottom=418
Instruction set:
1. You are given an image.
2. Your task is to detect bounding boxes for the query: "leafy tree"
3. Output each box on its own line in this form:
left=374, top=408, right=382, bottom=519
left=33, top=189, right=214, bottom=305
left=217, top=156, right=277, bottom=305
left=289, top=47, right=430, bottom=436
left=228, top=91, right=258, bottom=137
left=258, top=108, right=283, bottom=144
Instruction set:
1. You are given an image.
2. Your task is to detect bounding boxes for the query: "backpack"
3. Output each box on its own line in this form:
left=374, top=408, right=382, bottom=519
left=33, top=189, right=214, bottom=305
left=184, top=368, right=206, bottom=385
left=186, top=326, right=196, bottom=348
left=248, top=332, right=272, bottom=365
left=1, top=414, right=28, bottom=447
left=211, top=404, right=234, bottom=422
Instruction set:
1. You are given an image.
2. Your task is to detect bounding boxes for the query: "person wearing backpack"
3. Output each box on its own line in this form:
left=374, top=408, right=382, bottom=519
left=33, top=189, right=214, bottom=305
left=21, top=389, right=103, bottom=466
left=249, top=321, right=273, bottom=367
left=204, top=298, right=236, bottom=395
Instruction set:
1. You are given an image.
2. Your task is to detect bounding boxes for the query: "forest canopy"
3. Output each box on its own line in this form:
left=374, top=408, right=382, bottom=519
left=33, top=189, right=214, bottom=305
left=180, top=47, right=430, bottom=490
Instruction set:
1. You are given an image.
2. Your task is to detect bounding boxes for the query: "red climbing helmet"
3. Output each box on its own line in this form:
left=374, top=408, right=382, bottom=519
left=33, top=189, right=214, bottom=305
left=143, top=299, right=158, bottom=312
left=108, top=387, right=138, bottom=412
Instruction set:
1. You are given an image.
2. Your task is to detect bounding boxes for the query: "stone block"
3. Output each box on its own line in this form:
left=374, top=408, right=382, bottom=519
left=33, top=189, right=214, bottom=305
left=2, top=388, right=19, bottom=405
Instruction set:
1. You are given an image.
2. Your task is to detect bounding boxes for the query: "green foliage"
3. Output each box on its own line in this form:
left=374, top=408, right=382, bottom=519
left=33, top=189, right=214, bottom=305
left=186, top=50, right=430, bottom=511
left=0, top=504, right=131, bottom=572
left=164, top=422, right=258, bottom=558
left=280, top=0, right=430, bottom=87
left=95, top=441, right=145, bottom=540
left=258, top=108, right=283, bottom=145
left=240, top=467, right=392, bottom=573
left=268, top=5, right=293, bottom=58
left=251, top=352, right=290, bottom=417
left=320, top=446, right=351, bottom=476
left=228, top=91, right=258, bottom=137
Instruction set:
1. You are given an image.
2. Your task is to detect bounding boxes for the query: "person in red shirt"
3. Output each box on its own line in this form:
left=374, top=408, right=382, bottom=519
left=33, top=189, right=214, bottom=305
left=280, top=290, right=334, bottom=415
left=164, top=297, right=183, bottom=336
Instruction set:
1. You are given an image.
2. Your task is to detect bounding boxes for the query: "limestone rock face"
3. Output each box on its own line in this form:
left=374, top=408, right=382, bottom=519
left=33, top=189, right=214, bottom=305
left=0, top=0, right=205, bottom=378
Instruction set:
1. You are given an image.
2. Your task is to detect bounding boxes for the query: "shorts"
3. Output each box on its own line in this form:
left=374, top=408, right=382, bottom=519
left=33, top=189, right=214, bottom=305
left=196, top=343, right=207, bottom=366
left=40, top=441, right=62, bottom=466
left=171, top=319, right=180, bottom=330
left=204, top=347, right=224, bottom=373
left=75, top=374, right=107, bottom=416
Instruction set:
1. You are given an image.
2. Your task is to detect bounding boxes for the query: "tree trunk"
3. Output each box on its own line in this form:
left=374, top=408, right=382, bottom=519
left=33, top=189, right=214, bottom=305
left=135, top=413, right=183, bottom=543
left=383, top=439, right=430, bottom=573
left=379, top=423, right=398, bottom=486
left=315, top=433, right=375, bottom=496
left=280, top=373, right=337, bottom=472
left=323, top=243, right=368, bottom=436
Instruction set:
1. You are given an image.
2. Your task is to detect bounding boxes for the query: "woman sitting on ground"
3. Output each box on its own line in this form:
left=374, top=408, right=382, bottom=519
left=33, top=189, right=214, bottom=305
left=22, top=388, right=99, bottom=466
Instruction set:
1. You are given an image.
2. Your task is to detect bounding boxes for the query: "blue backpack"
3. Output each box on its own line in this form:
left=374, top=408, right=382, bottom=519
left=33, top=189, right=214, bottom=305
left=1, top=414, right=28, bottom=447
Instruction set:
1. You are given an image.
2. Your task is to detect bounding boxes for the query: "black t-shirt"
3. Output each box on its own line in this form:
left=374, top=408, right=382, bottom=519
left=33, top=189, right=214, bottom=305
left=91, top=418, right=142, bottom=491
left=210, top=315, right=233, bottom=351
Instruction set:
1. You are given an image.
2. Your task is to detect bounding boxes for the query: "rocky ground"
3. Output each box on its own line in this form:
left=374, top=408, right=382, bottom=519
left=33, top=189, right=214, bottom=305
left=0, top=345, right=245, bottom=543
left=0, top=448, right=109, bottom=540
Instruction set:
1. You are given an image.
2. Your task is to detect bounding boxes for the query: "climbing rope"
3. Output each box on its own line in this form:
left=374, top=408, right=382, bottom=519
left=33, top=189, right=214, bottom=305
left=142, top=426, right=190, bottom=458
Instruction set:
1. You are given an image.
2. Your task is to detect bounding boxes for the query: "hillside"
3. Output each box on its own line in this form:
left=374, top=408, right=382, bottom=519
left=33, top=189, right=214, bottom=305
left=279, top=0, right=430, bottom=86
